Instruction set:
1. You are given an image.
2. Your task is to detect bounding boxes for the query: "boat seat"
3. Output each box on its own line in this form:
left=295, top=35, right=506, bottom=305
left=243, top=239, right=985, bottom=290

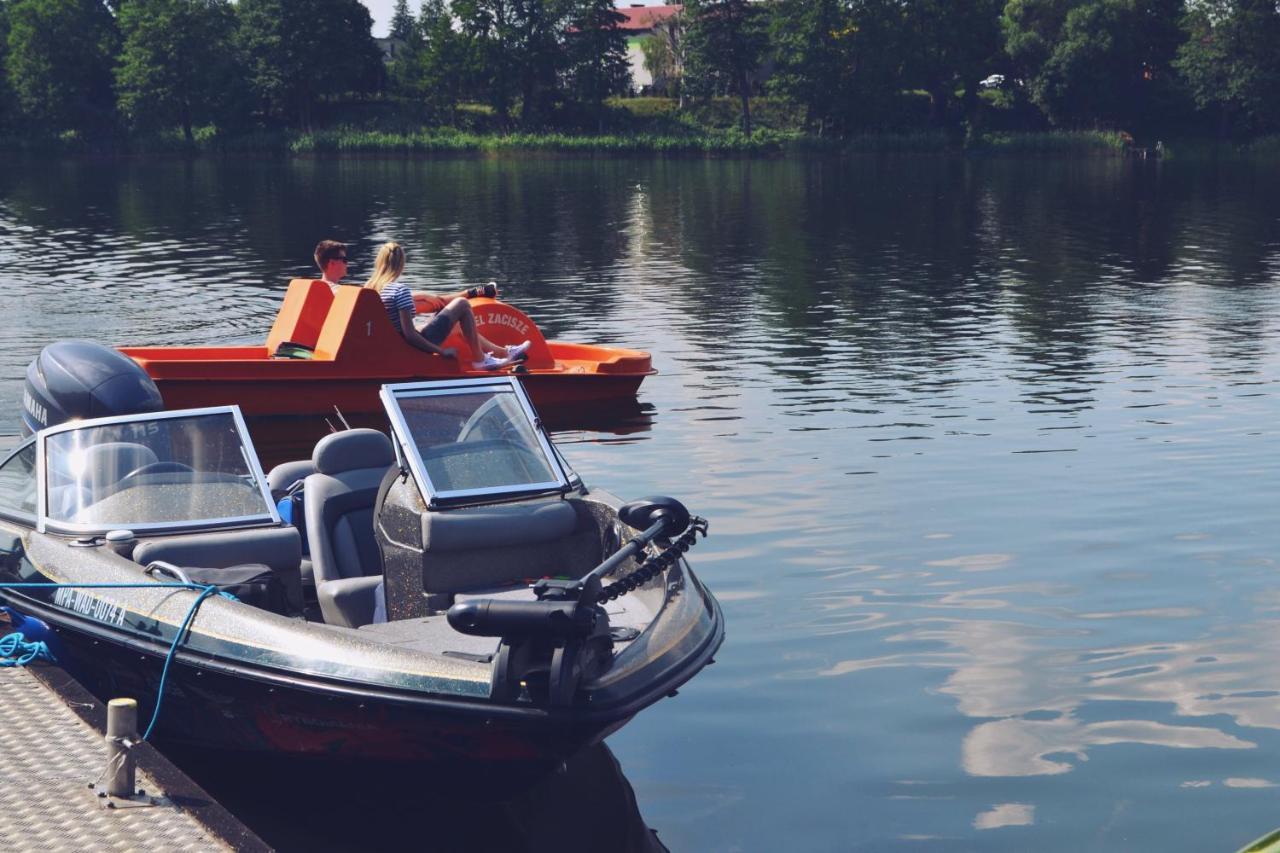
left=418, top=499, right=601, bottom=611
left=84, top=442, right=158, bottom=498
left=304, top=428, right=394, bottom=628
left=267, top=459, right=315, bottom=501
left=133, top=526, right=304, bottom=614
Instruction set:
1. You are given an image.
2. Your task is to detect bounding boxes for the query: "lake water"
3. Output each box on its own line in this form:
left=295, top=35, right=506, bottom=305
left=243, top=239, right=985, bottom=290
left=3, top=154, right=1280, bottom=851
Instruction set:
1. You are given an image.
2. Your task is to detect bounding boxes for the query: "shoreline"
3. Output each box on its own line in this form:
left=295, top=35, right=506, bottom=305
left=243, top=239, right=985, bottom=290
left=1, top=129, right=1276, bottom=160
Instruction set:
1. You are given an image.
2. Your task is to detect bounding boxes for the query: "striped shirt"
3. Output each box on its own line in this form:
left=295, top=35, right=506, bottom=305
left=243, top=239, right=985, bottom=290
left=379, top=282, right=416, bottom=334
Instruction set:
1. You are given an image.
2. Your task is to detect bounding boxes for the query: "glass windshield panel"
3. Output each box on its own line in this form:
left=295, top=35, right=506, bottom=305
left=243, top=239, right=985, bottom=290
left=0, top=443, right=37, bottom=517
left=395, top=388, right=560, bottom=496
left=43, top=412, right=273, bottom=530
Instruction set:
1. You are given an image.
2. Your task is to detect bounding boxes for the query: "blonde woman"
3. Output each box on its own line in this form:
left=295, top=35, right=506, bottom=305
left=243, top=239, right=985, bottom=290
left=363, top=241, right=530, bottom=370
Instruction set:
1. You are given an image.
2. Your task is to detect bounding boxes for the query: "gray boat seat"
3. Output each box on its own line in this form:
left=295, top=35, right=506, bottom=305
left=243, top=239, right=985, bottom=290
left=267, top=459, right=315, bottom=501
left=133, top=526, right=304, bottom=614
left=44, top=442, right=159, bottom=520
left=86, top=442, right=158, bottom=498
left=304, top=429, right=394, bottom=627
left=419, top=500, right=599, bottom=609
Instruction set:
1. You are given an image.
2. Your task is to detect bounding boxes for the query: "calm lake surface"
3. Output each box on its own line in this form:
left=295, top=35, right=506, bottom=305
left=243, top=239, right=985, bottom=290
left=3, top=154, right=1280, bottom=851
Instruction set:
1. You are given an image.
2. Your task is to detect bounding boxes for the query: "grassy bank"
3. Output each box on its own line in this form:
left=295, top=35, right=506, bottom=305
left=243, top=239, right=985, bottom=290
left=3, top=105, right=1276, bottom=159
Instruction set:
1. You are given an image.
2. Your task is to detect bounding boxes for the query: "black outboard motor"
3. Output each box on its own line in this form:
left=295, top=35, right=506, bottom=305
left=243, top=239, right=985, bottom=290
left=21, top=340, right=164, bottom=435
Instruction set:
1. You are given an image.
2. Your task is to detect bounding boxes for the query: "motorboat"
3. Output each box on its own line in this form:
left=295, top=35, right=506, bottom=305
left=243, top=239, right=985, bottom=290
left=0, top=376, right=722, bottom=764
left=116, top=279, right=655, bottom=417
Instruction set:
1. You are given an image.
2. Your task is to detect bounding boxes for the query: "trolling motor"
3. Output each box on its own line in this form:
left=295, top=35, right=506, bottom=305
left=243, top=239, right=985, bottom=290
left=447, top=496, right=704, bottom=706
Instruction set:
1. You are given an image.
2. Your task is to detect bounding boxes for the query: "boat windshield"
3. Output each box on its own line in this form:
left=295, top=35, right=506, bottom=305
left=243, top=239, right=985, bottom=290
left=381, top=378, right=570, bottom=505
left=38, top=407, right=277, bottom=534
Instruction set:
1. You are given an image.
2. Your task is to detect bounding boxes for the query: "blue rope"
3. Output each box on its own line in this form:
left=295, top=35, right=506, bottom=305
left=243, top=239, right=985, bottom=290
left=0, top=632, right=54, bottom=666
left=0, top=581, right=236, bottom=740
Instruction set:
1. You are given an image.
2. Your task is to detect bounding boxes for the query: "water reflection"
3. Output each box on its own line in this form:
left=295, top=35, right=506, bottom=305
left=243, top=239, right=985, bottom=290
left=5, top=155, right=1280, bottom=850
left=172, top=743, right=665, bottom=853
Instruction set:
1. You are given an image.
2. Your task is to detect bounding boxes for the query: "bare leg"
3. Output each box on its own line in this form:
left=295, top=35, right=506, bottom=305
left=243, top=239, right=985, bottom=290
left=440, top=298, right=486, bottom=358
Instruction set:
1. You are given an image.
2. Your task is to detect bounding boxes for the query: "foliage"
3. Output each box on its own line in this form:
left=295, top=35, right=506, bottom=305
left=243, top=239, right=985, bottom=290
left=900, top=0, right=1005, bottom=126
left=115, top=0, right=241, bottom=143
left=1004, top=0, right=1187, bottom=134
left=234, top=0, right=381, bottom=127
left=4, top=0, right=118, bottom=135
left=563, top=0, right=630, bottom=121
left=684, top=0, right=769, bottom=134
left=766, top=0, right=849, bottom=133
left=0, top=0, right=1276, bottom=151
left=1174, top=0, right=1280, bottom=135
left=389, top=0, right=416, bottom=41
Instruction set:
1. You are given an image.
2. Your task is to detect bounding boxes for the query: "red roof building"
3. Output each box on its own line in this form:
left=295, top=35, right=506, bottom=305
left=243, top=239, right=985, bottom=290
left=616, top=5, right=683, bottom=32
left=617, top=5, right=683, bottom=92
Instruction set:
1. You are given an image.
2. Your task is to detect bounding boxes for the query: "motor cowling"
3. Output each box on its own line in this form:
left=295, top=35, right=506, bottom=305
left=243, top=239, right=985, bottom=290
left=21, top=340, right=163, bottom=435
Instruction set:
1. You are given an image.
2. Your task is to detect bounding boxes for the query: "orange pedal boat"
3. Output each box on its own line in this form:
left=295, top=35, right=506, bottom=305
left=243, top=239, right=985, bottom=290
left=119, top=279, right=655, bottom=417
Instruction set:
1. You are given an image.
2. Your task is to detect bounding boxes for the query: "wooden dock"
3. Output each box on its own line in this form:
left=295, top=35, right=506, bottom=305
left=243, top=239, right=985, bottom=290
left=0, top=657, right=267, bottom=851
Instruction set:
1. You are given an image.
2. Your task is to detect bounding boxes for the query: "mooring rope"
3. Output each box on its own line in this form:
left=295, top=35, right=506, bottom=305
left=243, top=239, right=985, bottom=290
left=0, top=581, right=236, bottom=740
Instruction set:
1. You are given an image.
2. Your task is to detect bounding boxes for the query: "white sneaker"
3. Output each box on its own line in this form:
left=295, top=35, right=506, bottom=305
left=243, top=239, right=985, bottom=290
left=506, top=340, right=531, bottom=360
left=472, top=352, right=511, bottom=371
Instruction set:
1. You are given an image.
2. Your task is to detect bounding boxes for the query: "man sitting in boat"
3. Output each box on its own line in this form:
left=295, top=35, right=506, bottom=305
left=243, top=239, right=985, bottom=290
left=314, top=239, right=351, bottom=292
left=364, top=241, right=530, bottom=371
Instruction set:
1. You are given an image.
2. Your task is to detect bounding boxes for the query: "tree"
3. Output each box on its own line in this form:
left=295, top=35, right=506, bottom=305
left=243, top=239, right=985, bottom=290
left=564, top=0, right=629, bottom=123
left=683, top=0, right=769, bottom=134
left=900, top=0, right=1004, bottom=127
left=234, top=0, right=382, bottom=128
left=4, top=0, right=119, bottom=135
left=767, top=0, right=850, bottom=133
left=1175, top=0, right=1280, bottom=135
left=1004, top=0, right=1186, bottom=132
left=389, top=0, right=417, bottom=41
left=115, top=0, right=240, bottom=144
left=453, top=0, right=521, bottom=125
left=0, top=4, right=13, bottom=135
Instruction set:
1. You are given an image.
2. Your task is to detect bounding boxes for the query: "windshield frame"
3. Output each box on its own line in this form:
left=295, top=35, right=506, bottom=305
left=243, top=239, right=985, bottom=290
left=380, top=377, right=572, bottom=507
left=35, top=405, right=280, bottom=536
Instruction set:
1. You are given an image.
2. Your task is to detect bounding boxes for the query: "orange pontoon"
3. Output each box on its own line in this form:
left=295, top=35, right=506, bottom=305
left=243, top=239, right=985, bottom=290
left=119, top=280, right=654, bottom=417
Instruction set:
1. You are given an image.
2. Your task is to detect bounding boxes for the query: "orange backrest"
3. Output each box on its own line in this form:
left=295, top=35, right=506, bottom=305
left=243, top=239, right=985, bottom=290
left=266, top=279, right=336, bottom=354
left=314, top=285, right=403, bottom=362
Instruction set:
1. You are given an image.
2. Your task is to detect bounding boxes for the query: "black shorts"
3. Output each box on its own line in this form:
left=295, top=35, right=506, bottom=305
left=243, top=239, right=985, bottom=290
left=414, top=312, right=455, bottom=345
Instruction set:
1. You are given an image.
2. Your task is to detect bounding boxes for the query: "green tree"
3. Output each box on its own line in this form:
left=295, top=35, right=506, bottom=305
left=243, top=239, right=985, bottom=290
left=564, top=0, right=629, bottom=122
left=115, top=0, right=240, bottom=144
left=1003, top=0, right=1185, bottom=132
left=234, top=0, right=381, bottom=127
left=0, top=4, right=13, bottom=135
left=684, top=0, right=769, bottom=134
left=767, top=0, right=850, bottom=133
left=453, top=0, right=521, bottom=125
left=1175, top=0, right=1280, bottom=134
left=453, top=0, right=576, bottom=127
left=4, top=0, right=119, bottom=135
left=389, top=0, right=416, bottom=41
left=901, top=0, right=1004, bottom=127
left=390, top=0, right=466, bottom=119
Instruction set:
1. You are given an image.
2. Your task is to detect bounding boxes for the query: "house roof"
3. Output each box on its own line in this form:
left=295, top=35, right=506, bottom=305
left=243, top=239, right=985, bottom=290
left=615, top=5, right=682, bottom=32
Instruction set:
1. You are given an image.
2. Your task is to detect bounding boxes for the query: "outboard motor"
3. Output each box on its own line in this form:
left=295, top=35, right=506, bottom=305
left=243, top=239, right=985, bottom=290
left=21, top=340, right=163, bottom=435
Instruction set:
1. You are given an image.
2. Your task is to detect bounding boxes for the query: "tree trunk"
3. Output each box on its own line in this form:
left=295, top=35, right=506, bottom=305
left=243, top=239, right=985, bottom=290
left=181, top=102, right=195, bottom=147
left=739, top=71, right=752, bottom=136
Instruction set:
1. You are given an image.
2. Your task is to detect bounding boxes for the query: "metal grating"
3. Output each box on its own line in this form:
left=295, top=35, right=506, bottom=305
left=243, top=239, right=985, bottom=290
left=0, top=667, right=230, bottom=852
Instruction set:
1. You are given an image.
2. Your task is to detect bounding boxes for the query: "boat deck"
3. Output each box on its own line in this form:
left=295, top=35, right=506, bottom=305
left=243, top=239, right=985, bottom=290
left=0, top=661, right=266, bottom=851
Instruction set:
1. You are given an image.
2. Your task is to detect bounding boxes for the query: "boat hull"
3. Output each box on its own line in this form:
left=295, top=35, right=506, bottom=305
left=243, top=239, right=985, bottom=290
left=145, top=369, right=649, bottom=417
left=0, top=564, right=722, bottom=766
left=118, top=282, right=656, bottom=420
